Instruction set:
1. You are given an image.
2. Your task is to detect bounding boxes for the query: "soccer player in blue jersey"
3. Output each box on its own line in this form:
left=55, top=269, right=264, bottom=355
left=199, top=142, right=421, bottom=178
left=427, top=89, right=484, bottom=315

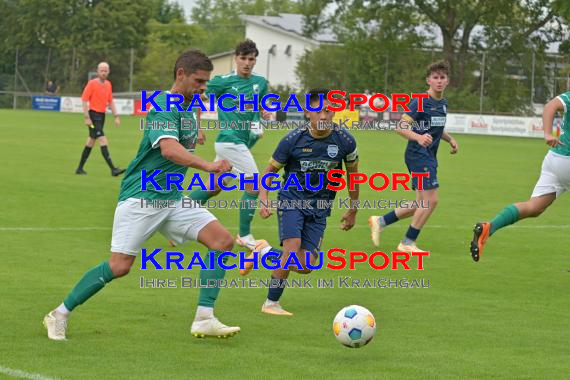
left=240, top=88, right=360, bottom=316
left=470, top=93, right=570, bottom=261
left=369, top=60, right=459, bottom=253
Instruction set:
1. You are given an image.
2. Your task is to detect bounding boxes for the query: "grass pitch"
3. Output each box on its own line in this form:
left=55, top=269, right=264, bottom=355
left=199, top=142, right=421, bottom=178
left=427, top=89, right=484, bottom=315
left=0, top=110, right=569, bottom=379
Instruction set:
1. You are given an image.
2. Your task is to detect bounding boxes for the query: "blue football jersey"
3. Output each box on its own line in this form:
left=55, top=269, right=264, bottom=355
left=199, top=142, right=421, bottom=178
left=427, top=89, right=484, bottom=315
left=270, top=126, right=358, bottom=216
left=404, top=93, right=448, bottom=164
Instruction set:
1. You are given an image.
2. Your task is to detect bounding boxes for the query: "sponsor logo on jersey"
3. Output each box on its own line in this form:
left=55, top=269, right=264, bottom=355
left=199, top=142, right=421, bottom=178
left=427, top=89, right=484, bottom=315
left=430, top=116, right=446, bottom=127
left=253, top=84, right=260, bottom=94
left=300, top=160, right=339, bottom=172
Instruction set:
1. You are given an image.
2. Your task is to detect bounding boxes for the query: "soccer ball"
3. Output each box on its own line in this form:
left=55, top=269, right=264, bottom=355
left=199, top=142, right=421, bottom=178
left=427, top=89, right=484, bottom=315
left=332, top=305, right=377, bottom=348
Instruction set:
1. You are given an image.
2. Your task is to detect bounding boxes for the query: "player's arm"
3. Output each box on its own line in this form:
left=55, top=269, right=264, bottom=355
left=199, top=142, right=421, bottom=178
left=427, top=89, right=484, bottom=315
left=341, top=141, right=359, bottom=230
left=543, top=97, right=566, bottom=147
left=159, top=138, right=230, bottom=173
left=109, top=99, right=121, bottom=127
left=396, top=97, right=431, bottom=147
left=196, top=108, right=205, bottom=145
left=81, top=82, right=92, bottom=126
left=441, top=131, right=458, bottom=154
left=341, top=160, right=359, bottom=231
left=259, top=161, right=282, bottom=219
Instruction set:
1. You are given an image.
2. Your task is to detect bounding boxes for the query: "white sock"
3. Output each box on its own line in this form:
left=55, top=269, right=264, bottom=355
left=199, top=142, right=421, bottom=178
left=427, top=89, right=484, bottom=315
left=195, top=306, right=214, bottom=321
left=56, top=303, right=70, bottom=317
left=260, top=245, right=272, bottom=255
left=264, top=299, right=278, bottom=306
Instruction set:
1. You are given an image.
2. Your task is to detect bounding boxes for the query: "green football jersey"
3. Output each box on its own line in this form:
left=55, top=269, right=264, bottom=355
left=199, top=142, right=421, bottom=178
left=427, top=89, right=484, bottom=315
left=552, top=91, right=570, bottom=156
left=118, top=91, right=198, bottom=201
left=206, top=71, right=269, bottom=146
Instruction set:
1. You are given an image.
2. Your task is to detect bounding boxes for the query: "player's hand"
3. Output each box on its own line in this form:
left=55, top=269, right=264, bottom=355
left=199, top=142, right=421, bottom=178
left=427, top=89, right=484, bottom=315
left=261, top=110, right=271, bottom=120
left=114, top=116, right=121, bottom=128
left=197, top=129, right=206, bottom=145
left=210, top=160, right=232, bottom=174
left=449, top=138, right=459, bottom=154
left=340, top=209, right=357, bottom=231
left=84, top=117, right=93, bottom=127
left=416, top=134, right=433, bottom=147
left=545, top=135, right=565, bottom=147
left=260, top=200, right=273, bottom=219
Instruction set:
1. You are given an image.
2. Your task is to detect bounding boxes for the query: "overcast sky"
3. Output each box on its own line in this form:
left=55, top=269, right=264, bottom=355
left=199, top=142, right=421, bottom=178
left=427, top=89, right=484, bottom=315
left=174, top=0, right=198, bottom=21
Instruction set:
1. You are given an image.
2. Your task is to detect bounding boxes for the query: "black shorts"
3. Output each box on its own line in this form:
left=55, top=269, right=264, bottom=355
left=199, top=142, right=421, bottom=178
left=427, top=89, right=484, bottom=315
left=88, top=110, right=105, bottom=138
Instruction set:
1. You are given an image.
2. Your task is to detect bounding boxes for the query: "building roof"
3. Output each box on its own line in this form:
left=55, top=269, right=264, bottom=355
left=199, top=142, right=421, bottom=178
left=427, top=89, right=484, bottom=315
left=241, top=14, right=337, bottom=44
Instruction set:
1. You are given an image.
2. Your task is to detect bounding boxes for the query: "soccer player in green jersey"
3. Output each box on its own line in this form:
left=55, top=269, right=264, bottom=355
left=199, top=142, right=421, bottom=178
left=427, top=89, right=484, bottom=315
left=470, top=92, right=570, bottom=261
left=43, top=49, right=240, bottom=340
left=188, top=39, right=270, bottom=250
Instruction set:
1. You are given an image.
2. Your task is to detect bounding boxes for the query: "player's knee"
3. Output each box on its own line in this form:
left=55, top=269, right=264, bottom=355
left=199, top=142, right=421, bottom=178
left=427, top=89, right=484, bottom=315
left=210, top=232, right=234, bottom=252
left=110, top=262, right=131, bottom=278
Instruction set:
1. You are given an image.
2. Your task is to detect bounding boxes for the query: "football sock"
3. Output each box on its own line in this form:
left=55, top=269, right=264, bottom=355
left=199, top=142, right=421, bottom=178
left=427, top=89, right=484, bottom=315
left=77, top=146, right=92, bottom=169
left=198, top=250, right=227, bottom=308
left=195, top=305, right=214, bottom=321
left=56, top=303, right=70, bottom=316
left=63, top=261, right=115, bottom=311
left=267, top=276, right=286, bottom=302
left=402, top=226, right=421, bottom=245
left=490, top=204, right=520, bottom=235
left=380, top=210, right=399, bottom=227
left=239, top=192, right=258, bottom=236
left=100, top=145, right=115, bottom=169
left=259, top=245, right=283, bottom=265
left=189, top=189, right=213, bottom=205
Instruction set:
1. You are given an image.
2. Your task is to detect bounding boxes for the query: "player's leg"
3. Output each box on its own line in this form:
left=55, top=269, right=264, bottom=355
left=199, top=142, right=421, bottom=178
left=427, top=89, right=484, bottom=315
left=76, top=130, right=96, bottom=174
left=471, top=151, right=566, bottom=261
left=397, top=188, right=438, bottom=253
left=261, top=237, right=301, bottom=316
left=161, top=202, right=239, bottom=337
left=209, top=142, right=261, bottom=249
left=236, top=179, right=260, bottom=249
left=44, top=198, right=164, bottom=340
left=369, top=202, right=418, bottom=247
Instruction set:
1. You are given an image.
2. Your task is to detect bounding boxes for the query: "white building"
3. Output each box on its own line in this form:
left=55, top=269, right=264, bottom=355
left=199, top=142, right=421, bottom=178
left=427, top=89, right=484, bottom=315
left=240, top=14, right=337, bottom=90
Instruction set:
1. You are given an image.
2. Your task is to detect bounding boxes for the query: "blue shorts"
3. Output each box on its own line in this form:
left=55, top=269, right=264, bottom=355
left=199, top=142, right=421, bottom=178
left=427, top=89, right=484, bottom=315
left=277, top=208, right=326, bottom=255
left=406, top=161, right=439, bottom=190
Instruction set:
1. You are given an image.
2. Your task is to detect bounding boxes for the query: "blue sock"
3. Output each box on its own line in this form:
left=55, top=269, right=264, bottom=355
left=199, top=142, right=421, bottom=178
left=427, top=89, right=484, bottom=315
left=402, top=225, right=421, bottom=245
left=380, top=211, right=399, bottom=227
left=267, top=276, right=286, bottom=301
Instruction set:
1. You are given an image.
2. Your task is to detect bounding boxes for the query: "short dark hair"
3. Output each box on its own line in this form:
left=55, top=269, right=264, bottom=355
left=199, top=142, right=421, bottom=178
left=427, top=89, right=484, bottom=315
left=308, top=88, right=330, bottom=105
left=426, top=60, right=450, bottom=77
left=235, top=39, right=259, bottom=57
left=173, top=49, right=213, bottom=80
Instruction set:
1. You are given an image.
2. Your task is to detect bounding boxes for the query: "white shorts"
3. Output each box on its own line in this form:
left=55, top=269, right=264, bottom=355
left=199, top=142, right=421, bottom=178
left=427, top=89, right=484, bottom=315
left=531, top=150, right=570, bottom=198
left=215, top=142, right=259, bottom=178
left=111, top=197, right=217, bottom=255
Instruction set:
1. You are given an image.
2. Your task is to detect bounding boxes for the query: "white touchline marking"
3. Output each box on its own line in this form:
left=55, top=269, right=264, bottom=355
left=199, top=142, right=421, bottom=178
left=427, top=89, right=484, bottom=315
left=0, top=365, right=59, bottom=380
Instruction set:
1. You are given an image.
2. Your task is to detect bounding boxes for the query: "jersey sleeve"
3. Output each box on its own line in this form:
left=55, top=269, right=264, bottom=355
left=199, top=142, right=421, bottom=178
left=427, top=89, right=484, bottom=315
left=341, top=131, right=359, bottom=168
left=81, top=81, right=93, bottom=102
left=404, top=97, right=420, bottom=121
left=270, top=134, right=294, bottom=170
left=205, top=76, right=225, bottom=98
left=148, top=109, right=180, bottom=149
left=107, top=82, right=113, bottom=104
left=557, top=92, right=570, bottom=113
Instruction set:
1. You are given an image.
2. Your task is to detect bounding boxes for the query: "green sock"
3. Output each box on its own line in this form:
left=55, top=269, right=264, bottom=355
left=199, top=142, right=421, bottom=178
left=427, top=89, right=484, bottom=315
left=189, top=189, right=213, bottom=205
left=239, top=192, right=258, bottom=236
left=490, top=204, right=520, bottom=235
left=198, top=251, right=228, bottom=307
left=63, top=261, right=115, bottom=311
